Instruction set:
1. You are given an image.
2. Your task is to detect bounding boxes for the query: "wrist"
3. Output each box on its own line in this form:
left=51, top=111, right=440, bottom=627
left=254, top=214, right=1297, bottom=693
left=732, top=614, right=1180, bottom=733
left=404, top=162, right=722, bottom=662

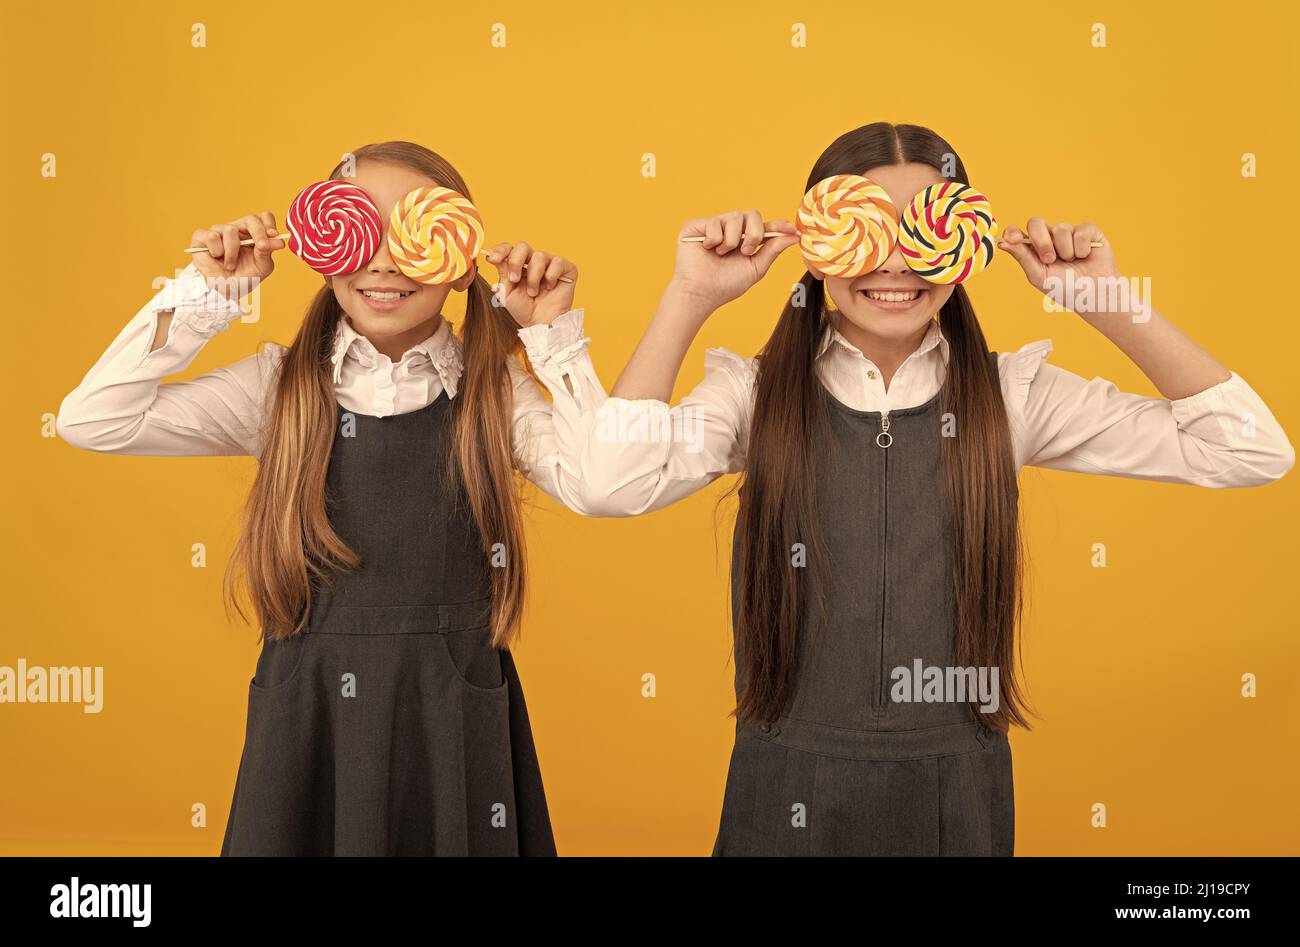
left=526, top=306, right=568, bottom=328
left=663, top=280, right=717, bottom=326
left=202, top=272, right=263, bottom=303
left=518, top=308, right=586, bottom=364
left=1074, top=282, right=1153, bottom=326
left=153, top=264, right=245, bottom=332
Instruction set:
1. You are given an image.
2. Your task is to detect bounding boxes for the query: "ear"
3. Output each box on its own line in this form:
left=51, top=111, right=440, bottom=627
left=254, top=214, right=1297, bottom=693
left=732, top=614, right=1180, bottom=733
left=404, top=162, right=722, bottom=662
left=450, top=262, right=477, bottom=292
left=802, top=257, right=825, bottom=280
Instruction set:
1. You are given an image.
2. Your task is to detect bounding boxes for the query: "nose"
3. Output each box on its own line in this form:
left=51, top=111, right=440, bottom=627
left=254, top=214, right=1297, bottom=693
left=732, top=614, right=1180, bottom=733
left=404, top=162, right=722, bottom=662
left=873, top=237, right=912, bottom=278
left=365, top=236, right=401, bottom=275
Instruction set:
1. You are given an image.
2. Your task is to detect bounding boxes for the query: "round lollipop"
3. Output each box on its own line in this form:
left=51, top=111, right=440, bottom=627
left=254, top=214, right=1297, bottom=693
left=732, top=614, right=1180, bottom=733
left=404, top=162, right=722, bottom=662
left=898, top=182, right=998, bottom=284
left=285, top=181, right=384, bottom=276
left=796, top=174, right=900, bottom=279
left=388, top=186, right=485, bottom=285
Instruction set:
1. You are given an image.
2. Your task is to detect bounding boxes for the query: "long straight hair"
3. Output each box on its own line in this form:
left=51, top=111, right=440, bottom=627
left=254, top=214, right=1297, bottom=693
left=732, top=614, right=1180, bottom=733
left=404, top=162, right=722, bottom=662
left=225, top=142, right=528, bottom=648
left=733, top=122, right=1030, bottom=732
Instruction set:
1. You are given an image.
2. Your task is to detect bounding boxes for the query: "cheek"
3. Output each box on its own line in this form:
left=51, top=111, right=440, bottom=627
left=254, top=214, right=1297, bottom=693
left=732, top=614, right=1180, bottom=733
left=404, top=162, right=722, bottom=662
left=416, top=286, right=453, bottom=315
left=824, top=277, right=851, bottom=308
left=930, top=286, right=956, bottom=312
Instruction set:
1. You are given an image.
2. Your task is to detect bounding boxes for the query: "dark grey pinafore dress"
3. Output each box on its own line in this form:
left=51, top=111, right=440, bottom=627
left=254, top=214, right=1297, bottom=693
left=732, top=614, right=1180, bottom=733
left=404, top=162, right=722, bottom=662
left=714, top=353, right=1015, bottom=856
left=221, top=393, right=555, bottom=856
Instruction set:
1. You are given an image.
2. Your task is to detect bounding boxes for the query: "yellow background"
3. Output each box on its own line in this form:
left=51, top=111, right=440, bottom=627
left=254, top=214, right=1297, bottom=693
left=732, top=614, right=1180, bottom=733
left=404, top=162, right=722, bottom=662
left=2, top=0, right=1297, bottom=855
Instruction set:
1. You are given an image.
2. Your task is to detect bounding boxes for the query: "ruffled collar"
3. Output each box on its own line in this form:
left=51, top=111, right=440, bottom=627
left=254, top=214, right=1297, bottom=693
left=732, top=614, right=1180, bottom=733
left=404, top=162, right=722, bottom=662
left=328, top=315, right=464, bottom=401
left=816, top=316, right=950, bottom=368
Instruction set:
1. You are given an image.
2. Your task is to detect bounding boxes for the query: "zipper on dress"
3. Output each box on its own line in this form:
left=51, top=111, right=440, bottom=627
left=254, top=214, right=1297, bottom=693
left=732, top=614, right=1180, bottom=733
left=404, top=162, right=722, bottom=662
left=874, top=411, right=890, bottom=715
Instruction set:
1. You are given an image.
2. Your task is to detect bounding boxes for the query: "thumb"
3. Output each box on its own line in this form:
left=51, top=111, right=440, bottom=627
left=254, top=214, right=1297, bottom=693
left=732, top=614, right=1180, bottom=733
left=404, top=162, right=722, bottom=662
left=252, top=237, right=276, bottom=272
left=752, top=227, right=799, bottom=275
left=997, top=236, right=1047, bottom=288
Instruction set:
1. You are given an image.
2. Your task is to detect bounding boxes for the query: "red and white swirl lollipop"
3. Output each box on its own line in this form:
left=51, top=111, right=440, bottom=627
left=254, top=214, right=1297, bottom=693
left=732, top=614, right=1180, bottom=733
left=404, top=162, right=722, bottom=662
left=284, top=181, right=384, bottom=276
left=183, top=180, right=575, bottom=286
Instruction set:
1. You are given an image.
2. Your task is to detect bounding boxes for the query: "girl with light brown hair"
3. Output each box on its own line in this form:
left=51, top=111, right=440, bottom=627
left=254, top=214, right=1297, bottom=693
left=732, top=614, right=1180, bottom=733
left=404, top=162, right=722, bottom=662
left=57, top=141, right=598, bottom=856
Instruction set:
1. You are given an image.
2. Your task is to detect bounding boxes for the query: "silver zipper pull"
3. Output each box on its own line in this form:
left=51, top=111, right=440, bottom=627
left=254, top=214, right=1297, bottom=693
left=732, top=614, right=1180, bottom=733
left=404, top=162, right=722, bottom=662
left=876, top=412, right=893, bottom=449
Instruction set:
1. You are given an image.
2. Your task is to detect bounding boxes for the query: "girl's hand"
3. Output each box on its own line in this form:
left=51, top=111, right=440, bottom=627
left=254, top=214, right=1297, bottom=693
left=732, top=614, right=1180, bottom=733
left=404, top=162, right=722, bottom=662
left=997, top=218, right=1122, bottom=313
left=189, top=212, right=286, bottom=299
left=670, top=211, right=798, bottom=312
left=484, top=242, right=578, bottom=328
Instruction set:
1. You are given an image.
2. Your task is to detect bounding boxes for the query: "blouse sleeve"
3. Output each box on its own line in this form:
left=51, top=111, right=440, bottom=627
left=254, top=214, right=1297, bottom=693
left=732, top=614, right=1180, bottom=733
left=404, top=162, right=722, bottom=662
left=509, top=308, right=610, bottom=513
left=56, top=263, right=281, bottom=457
left=570, top=346, right=757, bottom=517
left=999, top=339, right=1295, bottom=487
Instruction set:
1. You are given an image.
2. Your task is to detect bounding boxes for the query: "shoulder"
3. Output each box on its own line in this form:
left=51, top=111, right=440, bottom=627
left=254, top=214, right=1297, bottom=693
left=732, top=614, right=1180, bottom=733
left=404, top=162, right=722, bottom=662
left=995, top=339, right=1054, bottom=412
left=220, top=340, right=287, bottom=374
left=506, top=350, right=544, bottom=398
left=208, top=341, right=288, bottom=413
left=694, top=348, right=760, bottom=450
left=702, top=347, right=759, bottom=392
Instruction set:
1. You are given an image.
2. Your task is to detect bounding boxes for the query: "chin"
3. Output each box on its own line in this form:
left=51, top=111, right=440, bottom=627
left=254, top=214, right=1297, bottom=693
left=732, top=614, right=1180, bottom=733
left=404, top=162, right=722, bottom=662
left=838, top=305, right=938, bottom=340
left=346, top=311, right=434, bottom=337
left=827, top=277, right=952, bottom=340
left=337, top=296, right=430, bottom=329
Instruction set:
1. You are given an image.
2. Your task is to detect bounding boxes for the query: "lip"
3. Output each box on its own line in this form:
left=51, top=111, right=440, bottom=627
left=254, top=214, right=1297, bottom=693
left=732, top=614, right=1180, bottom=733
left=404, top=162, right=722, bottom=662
left=856, top=286, right=930, bottom=313
left=356, top=286, right=417, bottom=313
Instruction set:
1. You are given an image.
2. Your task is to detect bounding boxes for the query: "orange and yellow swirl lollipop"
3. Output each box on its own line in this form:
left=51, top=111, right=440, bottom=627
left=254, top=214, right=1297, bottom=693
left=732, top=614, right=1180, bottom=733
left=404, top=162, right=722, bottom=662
left=795, top=174, right=900, bottom=279
left=898, top=182, right=998, bottom=284
left=388, top=186, right=485, bottom=285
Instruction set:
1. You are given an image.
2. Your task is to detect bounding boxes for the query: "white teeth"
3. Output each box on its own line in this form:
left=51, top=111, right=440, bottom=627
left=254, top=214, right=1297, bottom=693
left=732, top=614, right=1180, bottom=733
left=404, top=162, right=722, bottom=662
left=362, top=290, right=411, bottom=301
left=864, top=290, right=920, bottom=302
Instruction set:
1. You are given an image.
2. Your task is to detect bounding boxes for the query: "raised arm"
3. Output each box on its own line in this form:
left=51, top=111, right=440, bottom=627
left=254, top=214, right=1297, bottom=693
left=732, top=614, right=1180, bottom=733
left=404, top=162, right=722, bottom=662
left=997, top=219, right=1293, bottom=485
left=57, top=214, right=288, bottom=456
left=560, top=212, right=798, bottom=516
left=611, top=211, right=797, bottom=402
left=492, top=217, right=799, bottom=517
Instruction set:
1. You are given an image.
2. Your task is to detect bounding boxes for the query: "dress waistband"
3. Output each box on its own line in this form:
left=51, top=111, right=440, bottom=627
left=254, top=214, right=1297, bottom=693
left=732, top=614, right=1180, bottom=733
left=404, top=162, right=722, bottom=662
left=305, top=596, right=493, bottom=636
left=745, top=716, right=1005, bottom=762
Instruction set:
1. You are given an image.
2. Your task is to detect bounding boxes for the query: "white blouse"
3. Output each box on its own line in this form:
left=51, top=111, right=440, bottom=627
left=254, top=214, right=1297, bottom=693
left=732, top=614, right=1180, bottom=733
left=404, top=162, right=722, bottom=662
left=56, top=263, right=605, bottom=513
left=525, top=314, right=1294, bottom=516
left=58, top=265, right=1294, bottom=520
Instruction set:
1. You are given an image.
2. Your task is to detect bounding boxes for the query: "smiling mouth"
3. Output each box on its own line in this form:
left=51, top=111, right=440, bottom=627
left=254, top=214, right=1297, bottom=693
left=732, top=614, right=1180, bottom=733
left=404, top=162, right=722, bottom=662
left=359, top=289, right=416, bottom=300
left=860, top=288, right=924, bottom=302
left=855, top=286, right=930, bottom=310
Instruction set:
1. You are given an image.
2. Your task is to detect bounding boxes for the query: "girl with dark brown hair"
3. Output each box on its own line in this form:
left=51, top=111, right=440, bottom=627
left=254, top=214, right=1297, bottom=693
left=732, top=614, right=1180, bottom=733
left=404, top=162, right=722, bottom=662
left=572, top=122, right=1293, bottom=855
left=57, top=142, right=601, bottom=856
